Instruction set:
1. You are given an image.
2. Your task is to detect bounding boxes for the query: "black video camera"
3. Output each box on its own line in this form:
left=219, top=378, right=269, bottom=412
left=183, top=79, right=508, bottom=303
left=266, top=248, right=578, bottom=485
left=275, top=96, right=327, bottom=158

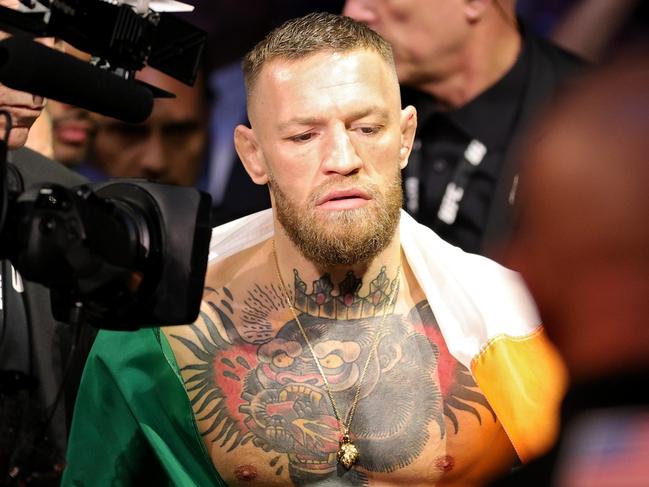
left=0, top=0, right=212, bottom=329
left=1, top=161, right=212, bottom=328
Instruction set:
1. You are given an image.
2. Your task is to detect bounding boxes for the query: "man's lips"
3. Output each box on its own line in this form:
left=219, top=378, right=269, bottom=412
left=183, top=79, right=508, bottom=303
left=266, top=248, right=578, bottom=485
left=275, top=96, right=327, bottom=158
left=54, top=120, right=93, bottom=144
left=316, top=189, right=371, bottom=210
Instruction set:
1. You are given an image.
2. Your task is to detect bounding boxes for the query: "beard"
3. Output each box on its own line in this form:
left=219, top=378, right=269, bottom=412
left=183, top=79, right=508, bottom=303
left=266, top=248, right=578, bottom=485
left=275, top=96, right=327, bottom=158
left=270, top=168, right=403, bottom=267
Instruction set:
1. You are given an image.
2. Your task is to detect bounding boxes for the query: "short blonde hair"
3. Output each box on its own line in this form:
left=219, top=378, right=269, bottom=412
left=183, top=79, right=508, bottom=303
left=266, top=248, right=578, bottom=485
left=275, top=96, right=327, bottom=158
left=242, top=12, right=395, bottom=96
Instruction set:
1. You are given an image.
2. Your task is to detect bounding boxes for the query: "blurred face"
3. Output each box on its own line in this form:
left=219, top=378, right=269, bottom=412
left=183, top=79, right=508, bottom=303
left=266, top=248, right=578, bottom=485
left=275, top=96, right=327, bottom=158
left=507, top=167, right=566, bottom=336
left=46, top=42, right=95, bottom=166
left=47, top=100, right=95, bottom=166
left=507, top=127, right=604, bottom=349
left=238, top=49, right=416, bottom=266
left=510, top=123, right=648, bottom=347
left=343, top=0, right=469, bottom=86
left=90, top=69, right=206, bottom=186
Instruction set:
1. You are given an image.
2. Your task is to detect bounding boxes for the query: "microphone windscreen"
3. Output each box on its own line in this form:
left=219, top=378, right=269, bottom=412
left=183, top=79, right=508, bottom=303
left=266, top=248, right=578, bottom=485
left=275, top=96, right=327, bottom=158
left=0, top=37, right=154, bottom=123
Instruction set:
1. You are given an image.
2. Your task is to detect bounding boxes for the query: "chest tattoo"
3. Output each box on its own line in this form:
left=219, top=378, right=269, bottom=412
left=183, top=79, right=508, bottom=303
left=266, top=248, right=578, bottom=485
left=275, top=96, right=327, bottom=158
left=170, top=270, right=495, bottom=485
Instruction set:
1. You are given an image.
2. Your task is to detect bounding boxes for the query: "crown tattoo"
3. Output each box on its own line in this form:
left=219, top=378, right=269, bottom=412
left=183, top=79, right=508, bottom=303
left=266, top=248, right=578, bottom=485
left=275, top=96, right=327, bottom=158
left=293, top=266, right=399, bottom=320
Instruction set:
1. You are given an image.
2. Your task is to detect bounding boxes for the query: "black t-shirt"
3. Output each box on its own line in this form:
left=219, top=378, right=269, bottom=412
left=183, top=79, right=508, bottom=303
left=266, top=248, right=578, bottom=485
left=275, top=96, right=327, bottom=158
left=402, top=39, right=530, bottom=254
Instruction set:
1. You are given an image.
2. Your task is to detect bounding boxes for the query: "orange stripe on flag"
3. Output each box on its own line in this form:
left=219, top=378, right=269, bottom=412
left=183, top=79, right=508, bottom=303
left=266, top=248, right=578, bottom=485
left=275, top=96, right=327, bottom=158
left=471, top=327, right=567, bottom=463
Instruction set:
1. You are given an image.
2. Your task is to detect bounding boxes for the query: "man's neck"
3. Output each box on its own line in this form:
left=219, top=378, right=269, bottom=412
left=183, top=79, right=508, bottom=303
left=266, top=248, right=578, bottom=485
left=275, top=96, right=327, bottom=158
left=272, top=228, right=403, bottom=304
left=415, top=23, right=522, bottom=110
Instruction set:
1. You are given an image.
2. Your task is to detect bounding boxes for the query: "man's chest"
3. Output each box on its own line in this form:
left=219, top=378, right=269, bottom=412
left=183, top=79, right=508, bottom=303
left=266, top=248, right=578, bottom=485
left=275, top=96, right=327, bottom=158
left=164, top=295, right=516, bottom=486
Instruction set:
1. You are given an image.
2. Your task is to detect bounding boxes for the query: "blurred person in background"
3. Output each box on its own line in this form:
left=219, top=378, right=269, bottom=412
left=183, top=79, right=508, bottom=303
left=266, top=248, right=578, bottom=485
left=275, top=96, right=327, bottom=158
left=82, top=66, right=208, bottom=187
left=549, top=0, right=644, bottom=62
left=343, top=0, right=583, bottom=257
left=23, top=41, right=95, bottom=166
left=517, top=0, right=648, bottom=62
left=46, top=100, right=96, bottom=168
left=46, top=43, right=96, bottom=169
left=493, top=49, right=649, bottom=486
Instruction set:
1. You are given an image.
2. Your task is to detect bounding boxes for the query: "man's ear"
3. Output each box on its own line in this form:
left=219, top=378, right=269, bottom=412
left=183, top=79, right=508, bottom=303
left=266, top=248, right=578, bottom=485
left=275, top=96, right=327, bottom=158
left=464, top=0, right=491, bottom=22
left=398, top=105, right=417, bottom=169
left=234, top=124, right=269, bottom=185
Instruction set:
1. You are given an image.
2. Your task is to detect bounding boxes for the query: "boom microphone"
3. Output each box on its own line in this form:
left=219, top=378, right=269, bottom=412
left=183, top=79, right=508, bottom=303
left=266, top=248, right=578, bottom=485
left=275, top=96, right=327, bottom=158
left=0, top=36, right=154, bottom=123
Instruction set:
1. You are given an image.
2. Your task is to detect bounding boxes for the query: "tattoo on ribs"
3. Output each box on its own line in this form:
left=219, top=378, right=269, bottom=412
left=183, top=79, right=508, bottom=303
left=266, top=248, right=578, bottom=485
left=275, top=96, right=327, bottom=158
left=171, top=269, right=495, bottom=486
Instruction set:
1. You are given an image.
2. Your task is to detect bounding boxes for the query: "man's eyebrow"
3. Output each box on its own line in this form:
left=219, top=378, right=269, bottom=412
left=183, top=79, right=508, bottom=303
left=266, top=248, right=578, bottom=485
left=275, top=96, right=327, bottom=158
left=346, top=106, right=390, bottom=123
left=277, top=116, right=322, bottom=131
left=277, top=106, right=390, bottom=131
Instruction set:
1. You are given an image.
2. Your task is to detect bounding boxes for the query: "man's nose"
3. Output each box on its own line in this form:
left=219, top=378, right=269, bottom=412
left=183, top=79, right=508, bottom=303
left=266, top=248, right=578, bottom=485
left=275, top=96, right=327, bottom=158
left=138, top=129, right=166, bottom=178
left=322, top=126, right=363, bottom=176
left=342, top=0, right=378, bottom=25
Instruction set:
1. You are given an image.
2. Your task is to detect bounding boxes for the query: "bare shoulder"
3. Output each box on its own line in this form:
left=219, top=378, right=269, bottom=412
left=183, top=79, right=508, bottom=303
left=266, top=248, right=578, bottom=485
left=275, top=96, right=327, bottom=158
left=162, top=238, right=281, bottom=361
left=205, top=238, right=273, bottom=292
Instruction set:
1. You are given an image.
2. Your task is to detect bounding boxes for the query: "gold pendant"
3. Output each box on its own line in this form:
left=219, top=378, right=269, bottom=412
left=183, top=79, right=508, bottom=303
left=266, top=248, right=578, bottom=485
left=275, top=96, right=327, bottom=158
left=337, top=434, right=359, bottom=469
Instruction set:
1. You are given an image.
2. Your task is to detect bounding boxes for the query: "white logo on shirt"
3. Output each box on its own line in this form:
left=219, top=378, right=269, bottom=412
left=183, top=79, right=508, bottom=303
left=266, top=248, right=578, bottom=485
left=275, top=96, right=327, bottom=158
left=11, top=265, right=24, bottom=293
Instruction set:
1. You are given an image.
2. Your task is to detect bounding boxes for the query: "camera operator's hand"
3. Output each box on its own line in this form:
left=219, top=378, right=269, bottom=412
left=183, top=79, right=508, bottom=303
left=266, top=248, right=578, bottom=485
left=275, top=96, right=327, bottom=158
left=0, top=82, right=46, bottom=150
left=0, top=0, right=47, bottom=149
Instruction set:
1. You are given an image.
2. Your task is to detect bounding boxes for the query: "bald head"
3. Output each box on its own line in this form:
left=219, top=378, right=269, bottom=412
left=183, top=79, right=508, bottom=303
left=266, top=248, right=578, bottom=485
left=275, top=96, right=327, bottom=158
left=242, top=13, right=396, bottom=110
left=511, top=52, right=649, bottom=380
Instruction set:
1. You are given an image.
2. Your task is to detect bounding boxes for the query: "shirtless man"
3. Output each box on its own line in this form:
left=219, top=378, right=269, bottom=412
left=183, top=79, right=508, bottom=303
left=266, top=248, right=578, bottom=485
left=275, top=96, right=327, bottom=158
left=64, top=13, right=563, bottom=486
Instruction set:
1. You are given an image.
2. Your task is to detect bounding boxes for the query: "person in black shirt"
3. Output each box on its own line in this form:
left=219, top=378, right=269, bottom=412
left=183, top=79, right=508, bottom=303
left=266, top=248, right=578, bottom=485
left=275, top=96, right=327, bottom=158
left=493, top=51, right=649, bottom=486
left=343, top=0, right=583, bottom=255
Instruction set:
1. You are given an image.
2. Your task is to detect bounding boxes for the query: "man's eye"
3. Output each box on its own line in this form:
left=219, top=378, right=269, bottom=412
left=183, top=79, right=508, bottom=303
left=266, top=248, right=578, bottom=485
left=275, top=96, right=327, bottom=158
left=355, top=126, right=380, bottom=135
left=289, top=132, right=314, bottom=143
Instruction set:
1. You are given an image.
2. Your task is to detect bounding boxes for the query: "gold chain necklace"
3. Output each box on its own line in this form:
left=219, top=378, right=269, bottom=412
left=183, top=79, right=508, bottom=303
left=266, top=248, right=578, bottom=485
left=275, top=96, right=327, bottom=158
left=271, top=240, right=400, bottom=469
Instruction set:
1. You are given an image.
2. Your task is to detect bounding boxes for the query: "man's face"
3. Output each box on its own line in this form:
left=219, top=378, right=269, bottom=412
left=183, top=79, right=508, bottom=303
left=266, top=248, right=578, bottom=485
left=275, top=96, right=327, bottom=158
left=343, top=0, right=469, bottom=87
left=242, top=49, right=415, bottom=266
left=90, top=69, right=206, bottom=186
left=47, top=100, right=95, bottom=167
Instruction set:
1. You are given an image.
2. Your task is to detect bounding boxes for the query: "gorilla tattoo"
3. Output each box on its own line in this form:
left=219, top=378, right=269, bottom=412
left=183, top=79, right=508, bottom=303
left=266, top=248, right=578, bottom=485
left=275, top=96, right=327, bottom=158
left=171, top=270, right=494, bottom=486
